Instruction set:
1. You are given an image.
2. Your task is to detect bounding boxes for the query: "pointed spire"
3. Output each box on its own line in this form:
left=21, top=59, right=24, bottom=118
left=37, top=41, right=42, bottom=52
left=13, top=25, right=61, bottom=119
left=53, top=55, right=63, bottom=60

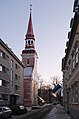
left=25, top=5, right=35, bottom=40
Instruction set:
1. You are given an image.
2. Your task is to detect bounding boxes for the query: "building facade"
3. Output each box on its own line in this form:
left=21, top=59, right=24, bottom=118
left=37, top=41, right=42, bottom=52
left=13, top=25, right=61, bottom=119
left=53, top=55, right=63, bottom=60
left=0, top=39, right=24, bottom=106
left=22, top=8, right=38, bottom=106
left=62, top=0, right=79, bottom=118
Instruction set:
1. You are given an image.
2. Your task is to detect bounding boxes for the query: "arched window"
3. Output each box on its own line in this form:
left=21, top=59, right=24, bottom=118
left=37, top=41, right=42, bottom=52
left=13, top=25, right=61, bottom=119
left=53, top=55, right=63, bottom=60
left=31, top=40, right=33, bottom=44
left=26, top=41, right=27, bottom=45
left=28, top=40, right=30, bottom=45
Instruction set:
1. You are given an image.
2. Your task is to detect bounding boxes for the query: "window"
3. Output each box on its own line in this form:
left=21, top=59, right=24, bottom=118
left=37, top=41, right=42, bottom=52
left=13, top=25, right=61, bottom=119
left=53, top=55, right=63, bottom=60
left=2, top=80, right=6, bottom=86
left=72, top=51, right=75, bottom=69
left=15, top=63, right=18, bottom=69
left=10, top=82, right=13, bottom=90
left=0, top=65, right=5, bottom=72
left=28, top=40, right=30, bottom=45
left=6, top=55, right=9, bottom=62
left=0, top=50, right=9, bottom=62
left=0, top=79, right=2, bottom=86
left=0, top=65, right=10, bottom=75
left=6, top=68, right=10, bottom=75
left=27, top=59, right=30, bottom=64
left=31, top=40, right=33, bottom=44
left=15, top=85, right=20, bottom=90
left=73, top=0, right=79, bottom=12
left=69, top=88, right=72, bottom=103
left=0, top=50, right=2, bottom=57
left=15, top=74, right=20, bottom=80
left=0, top=79, right=10, bottom=88
left=18, top=66, right=20, bottom=71
left=15, top=74, right=17, bottom=79
left=11, top=71, right=13, bottom=81
left=0, top=94, right=2, bottom=100
left=26, top=41, right=27, bottom=45
left=0, top=65, right=2, bottom=71
left=6, top=82, right=10, bottom=88
left=15, top=63, right=20, bottom=70
left=72, top=44, right=79, bottom=69
left=2, top=52, right=5, bottom=59
left=75, top=47, right=78, bottom=64
left=75, top=83, right=78, bottom=103
left=11, top=60, right=14, bottom=68
left=2, top=94, right=9, bottom=101
left=0, top=50, right=6, bottom=59
left=72, top=82, right=78, bottom=103
left=72, top=53, right=75, bottom=69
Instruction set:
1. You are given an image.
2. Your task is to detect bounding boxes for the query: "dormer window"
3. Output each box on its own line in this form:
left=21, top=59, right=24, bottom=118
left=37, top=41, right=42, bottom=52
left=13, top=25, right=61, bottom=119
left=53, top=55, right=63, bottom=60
left=73, top=0, right=79, bottom=12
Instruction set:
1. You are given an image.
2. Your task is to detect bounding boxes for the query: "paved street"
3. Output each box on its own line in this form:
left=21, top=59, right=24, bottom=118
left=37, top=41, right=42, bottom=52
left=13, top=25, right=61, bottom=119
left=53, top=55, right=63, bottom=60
left=10, top=104, right=52, bottom=119
left=10, top=104, right=71, bottom=119
left=43, top=104, right=71, bottom=119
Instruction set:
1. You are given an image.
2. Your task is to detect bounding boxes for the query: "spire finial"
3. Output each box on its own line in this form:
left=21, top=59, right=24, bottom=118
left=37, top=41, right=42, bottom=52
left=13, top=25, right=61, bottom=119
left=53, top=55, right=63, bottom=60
left=30, top=4, right=32, bottom=12
left=25, top=3, right=35, bottom=40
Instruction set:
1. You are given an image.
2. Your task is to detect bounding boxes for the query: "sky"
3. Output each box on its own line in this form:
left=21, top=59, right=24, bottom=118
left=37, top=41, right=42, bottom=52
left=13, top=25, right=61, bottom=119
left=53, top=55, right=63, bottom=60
left=0, top=0, right=74, bottom=82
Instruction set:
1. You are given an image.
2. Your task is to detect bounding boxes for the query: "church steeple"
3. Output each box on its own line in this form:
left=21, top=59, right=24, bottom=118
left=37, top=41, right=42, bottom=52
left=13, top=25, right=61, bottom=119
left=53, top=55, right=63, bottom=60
left=22, top=5, right=38, bottom=107
left=25, top=10, right=35, bottom=40
left=25, top=5, right=35, bottom=49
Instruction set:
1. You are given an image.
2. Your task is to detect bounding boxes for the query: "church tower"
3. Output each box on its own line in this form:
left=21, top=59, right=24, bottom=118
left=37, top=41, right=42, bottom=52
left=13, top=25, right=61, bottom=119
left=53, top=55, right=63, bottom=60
left=22, top=6, right=38, bottom=106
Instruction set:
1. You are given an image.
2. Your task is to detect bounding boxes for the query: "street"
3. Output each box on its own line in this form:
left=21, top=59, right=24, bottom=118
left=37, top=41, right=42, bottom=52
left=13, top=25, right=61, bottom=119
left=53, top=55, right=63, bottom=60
left=10, top=104, right=52, bottom=119
left=9, top=104, right=71, bottom=119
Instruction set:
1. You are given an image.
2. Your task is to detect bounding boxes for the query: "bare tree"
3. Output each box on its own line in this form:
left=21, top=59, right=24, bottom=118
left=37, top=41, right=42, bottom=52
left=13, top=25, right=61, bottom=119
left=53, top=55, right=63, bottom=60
left=50, top=76, right=62, bottom=88
left=37, top=73, right=44, bottom=89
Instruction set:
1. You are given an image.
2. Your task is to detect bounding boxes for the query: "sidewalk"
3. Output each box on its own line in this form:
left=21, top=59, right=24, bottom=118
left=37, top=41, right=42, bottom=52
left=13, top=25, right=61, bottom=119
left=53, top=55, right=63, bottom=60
left=43, top=104, right=71, bottom=119
left=55, top=104, right=71, bottom=119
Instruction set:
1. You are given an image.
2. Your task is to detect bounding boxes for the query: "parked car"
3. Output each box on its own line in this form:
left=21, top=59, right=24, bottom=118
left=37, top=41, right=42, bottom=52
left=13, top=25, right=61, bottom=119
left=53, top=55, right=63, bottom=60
left=31, top=105, right=41, bottom=110
left=11, top=105, right=27, bottom=115
left=0, top=106, right=12, bottom=119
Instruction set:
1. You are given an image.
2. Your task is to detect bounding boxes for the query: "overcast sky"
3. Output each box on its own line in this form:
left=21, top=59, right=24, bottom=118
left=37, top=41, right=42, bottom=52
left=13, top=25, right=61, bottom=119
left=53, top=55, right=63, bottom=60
left=0, top=0, right=74, bottom=81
